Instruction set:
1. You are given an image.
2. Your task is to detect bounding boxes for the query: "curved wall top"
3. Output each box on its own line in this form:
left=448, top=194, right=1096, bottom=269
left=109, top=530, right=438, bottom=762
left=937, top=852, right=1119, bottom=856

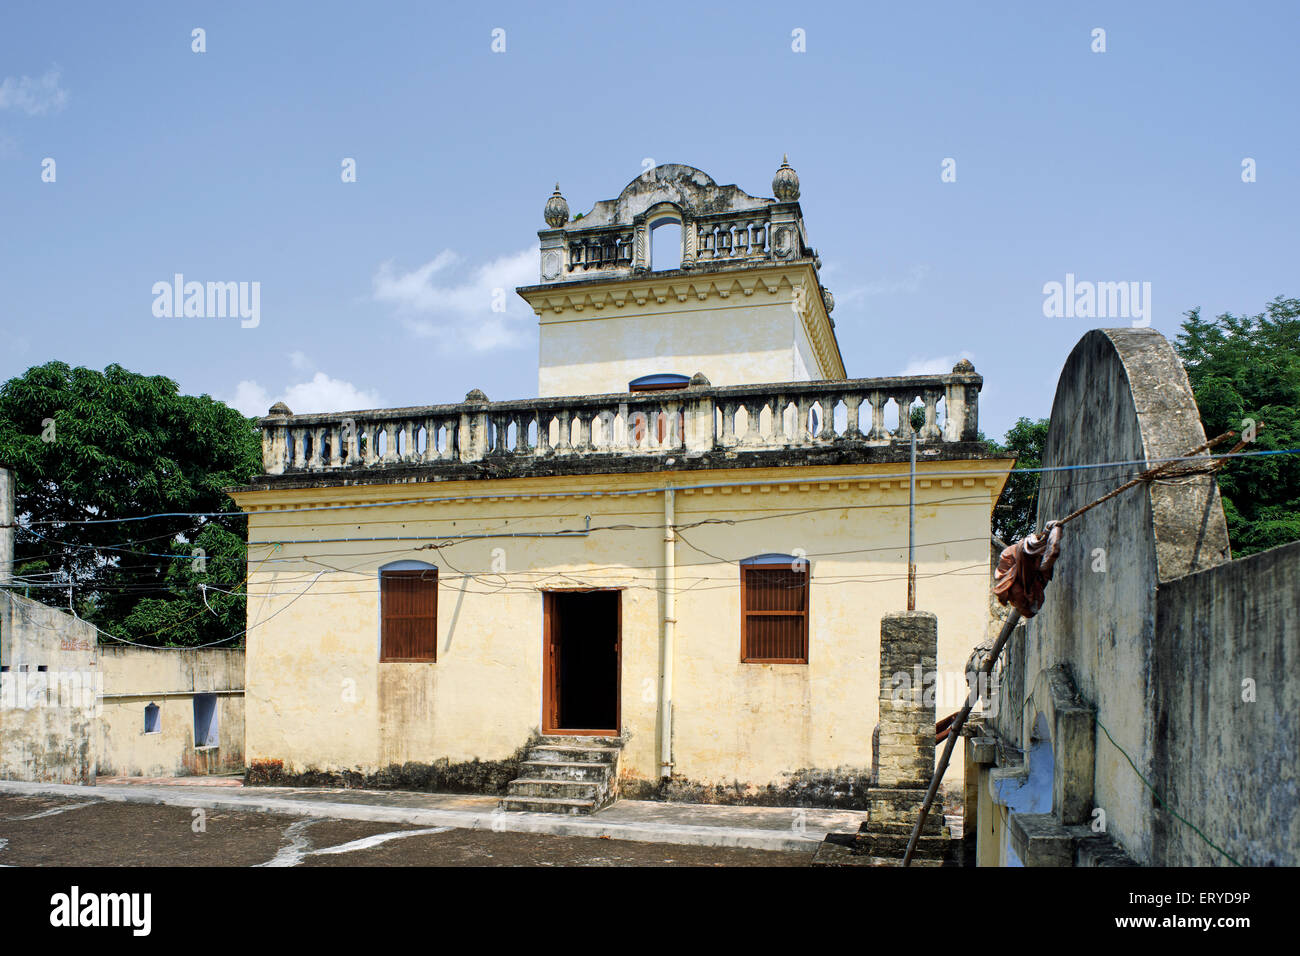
left=1024, top=327, right=1229, bottom=862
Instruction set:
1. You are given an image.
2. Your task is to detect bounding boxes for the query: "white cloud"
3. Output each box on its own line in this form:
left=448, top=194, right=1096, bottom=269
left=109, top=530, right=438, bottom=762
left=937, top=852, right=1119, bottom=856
left=372, top=247, right=536, bottom=351
left=229, top=381, right=273, bottom=416
left=227, top=372, right=382, bottom=417
left=901, top=350, right=976, bottom=376
left=0, top=68, right=68, bottom=115
left=826, top=264, right=930, bottom=307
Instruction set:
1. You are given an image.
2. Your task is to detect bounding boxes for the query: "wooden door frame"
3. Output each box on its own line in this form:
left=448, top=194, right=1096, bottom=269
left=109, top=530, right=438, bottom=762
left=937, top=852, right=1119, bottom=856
left=542, top=588, right=622, bottom=736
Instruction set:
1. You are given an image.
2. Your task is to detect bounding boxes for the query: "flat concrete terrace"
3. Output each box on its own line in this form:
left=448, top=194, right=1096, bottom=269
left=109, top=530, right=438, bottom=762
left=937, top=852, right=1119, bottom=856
left=0, top=779, right=865, bottom=852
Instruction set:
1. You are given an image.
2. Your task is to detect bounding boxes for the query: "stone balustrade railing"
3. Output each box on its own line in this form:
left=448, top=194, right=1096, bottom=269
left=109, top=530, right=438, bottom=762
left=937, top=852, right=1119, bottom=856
left=258, top=368, right=981, bottom=476
left=693, top=212, right=774, bottom=264
left=567, top=227, right=635, bottom=274
left=547, top=202, right=812, bottom=282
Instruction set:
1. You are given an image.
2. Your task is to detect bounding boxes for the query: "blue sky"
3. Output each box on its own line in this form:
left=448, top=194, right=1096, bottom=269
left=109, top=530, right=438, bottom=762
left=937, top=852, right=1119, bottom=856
left=1, top=1, right=1296, bottom=440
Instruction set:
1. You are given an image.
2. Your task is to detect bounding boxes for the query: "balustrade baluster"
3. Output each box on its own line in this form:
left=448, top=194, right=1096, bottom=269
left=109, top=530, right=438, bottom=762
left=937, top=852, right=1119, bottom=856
left=555, top=412, right=572, bottom=453
left=720, top=401, right=737, bottom=447
left=920, top=389, right=942, bottom=441
left=741, top=401, right=755, bottom=445
left=896, top=394, right=916, bottom=440
left=866, top=392, right=886, bottom=440
left=796, top=398, right=813, bottom=443
left=537, top=412, right=553, bottom=456
left=845, top=394, right=863, bottom=439
left=817, top=399, right=836, bottom=442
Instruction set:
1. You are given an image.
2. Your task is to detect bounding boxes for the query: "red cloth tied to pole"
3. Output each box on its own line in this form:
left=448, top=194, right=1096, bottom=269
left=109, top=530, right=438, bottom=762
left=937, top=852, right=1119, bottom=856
left=993, top=522, right=1063, bottom=618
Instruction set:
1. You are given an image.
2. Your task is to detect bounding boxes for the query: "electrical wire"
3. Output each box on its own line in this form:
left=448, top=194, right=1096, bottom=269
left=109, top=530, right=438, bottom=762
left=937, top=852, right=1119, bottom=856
left=5, top=441, right=1280, bottom=643
left=22, top=445, right=1298, bottom=526
left=1095, top=716, right=1243, bottom=867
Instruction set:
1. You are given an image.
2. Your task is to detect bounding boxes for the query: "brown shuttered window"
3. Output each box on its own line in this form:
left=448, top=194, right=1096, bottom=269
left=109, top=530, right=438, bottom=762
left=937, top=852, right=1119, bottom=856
left=380, top=569, right=438, bottom=662
left=741, top=563, right=810, bottom=663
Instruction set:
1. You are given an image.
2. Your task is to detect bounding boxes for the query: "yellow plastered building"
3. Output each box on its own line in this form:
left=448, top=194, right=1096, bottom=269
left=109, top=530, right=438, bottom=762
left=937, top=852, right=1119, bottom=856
left=230, top=162, right=1012, bottom=810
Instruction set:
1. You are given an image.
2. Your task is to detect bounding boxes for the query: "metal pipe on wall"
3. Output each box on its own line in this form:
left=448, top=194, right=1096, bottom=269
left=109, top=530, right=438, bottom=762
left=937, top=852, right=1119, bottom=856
left=907, top=435, right=917, bottom=611
left=659, top=487, right=676, bottom=778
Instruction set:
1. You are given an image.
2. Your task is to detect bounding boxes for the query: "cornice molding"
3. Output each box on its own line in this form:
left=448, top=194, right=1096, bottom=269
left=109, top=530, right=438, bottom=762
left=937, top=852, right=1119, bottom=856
left=519, top=262, right=845, bottom=380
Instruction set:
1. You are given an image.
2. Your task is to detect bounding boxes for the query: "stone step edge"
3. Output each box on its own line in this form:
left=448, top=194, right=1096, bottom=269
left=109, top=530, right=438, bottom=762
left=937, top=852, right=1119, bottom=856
left=501, top=795, right=596, bottom=808
left=508, top=778, right=602, bottom=788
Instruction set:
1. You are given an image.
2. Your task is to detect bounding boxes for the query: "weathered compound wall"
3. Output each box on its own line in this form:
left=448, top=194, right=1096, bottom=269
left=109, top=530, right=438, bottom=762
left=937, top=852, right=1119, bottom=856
left=1, top=590, right=246, bottom=782
left=0, top=591, right=98, bottom=785
left=97, top=646, right=245, bottom=778
left=1150, top=540, right=1300, bottom=865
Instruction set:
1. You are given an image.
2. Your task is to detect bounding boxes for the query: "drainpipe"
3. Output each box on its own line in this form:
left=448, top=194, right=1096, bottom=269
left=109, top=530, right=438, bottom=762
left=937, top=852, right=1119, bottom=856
left=0, top=465, right=14, bottom=588
left=659, top=487, right=676, bottom=778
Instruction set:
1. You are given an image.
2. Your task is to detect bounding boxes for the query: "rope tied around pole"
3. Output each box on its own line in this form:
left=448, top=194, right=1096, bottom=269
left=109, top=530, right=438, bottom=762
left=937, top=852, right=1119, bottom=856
left=992, top=522, right=1063, bottom=619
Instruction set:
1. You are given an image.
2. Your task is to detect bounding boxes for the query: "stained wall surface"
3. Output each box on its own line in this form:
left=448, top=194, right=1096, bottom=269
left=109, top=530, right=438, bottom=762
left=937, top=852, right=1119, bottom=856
left=233, top=458, right=1010, bottom=799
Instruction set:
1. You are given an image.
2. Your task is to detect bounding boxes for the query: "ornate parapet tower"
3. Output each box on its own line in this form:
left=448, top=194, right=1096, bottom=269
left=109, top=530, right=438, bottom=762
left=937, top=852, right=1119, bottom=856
left=535, top=159, right=815, bottom=282
left=518, top=161, right=845, bottom=397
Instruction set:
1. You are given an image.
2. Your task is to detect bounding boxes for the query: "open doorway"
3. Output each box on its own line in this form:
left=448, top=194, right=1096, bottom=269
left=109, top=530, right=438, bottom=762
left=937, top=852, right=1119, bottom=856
left=543, top=590, right=620, bottom=735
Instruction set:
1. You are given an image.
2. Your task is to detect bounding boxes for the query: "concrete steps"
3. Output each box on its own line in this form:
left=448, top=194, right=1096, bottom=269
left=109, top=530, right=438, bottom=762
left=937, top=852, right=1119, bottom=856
left=501, top=735, right=623, bottom=815
left=534, top=735, right=622, bottom=748
left=528, top=744, right=621, bottom=764
left=519, top=760, right=609, bottom=782
left=499, top=794, right=599, bottom=815
left=507, top=778, right=601, bottom=800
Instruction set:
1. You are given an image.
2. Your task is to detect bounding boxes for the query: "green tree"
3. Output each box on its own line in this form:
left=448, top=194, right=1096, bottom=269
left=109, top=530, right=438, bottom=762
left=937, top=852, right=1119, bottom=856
left=1175, top=296, right=1300, bottom=556
left=986, top=417, right=1050, bottom=543
left=0, top=362, right=260, bottom=646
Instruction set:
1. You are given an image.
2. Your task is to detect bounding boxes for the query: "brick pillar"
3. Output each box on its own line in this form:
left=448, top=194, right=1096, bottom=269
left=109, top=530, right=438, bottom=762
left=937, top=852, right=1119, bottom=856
left=877, top=610, right=937, bottom=789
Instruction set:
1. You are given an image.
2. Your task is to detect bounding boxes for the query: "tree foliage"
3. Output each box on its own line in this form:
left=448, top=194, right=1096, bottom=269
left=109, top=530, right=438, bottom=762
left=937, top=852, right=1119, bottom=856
left=986, top=297, right=1299, bottom=556
left=0, top=362, right=260, bottom=646
left=1175, top=296, right=1300, bottom=556
left=986, top=417, right=1050, bottom=544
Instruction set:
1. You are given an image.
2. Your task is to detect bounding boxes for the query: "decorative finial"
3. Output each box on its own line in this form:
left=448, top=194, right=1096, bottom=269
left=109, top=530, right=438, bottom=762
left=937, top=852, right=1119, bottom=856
left=544, top=183, right=569, bottom=228
left=773, top=155, right=800, bottom=202
left=953, top=358, right=975, bottom=374
left=267, top=401, right=292, bottom=416
left=821, top=286, right=834, bottom=314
